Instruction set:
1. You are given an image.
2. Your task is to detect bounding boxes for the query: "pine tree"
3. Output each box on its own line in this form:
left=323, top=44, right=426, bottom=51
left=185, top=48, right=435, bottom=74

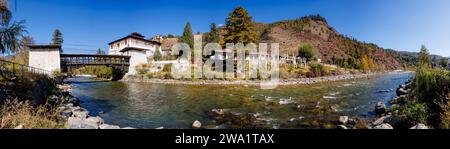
left=52, top=29, right=64, bottom=52
left=223, top=6, right=258, bottom=44
left=96, top=48, right=105, bottom=55
left=205, top=23, right=220, bottom=43
left=179, top=21, right=194, bottom=48
left=418, top=45, right=432, bottom=68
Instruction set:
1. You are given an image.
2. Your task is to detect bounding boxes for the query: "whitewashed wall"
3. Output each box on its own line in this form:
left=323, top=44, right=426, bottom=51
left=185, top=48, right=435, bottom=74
left=123, top=50, right=148, bottom=75
left=29, top=48, right=61, bottom=73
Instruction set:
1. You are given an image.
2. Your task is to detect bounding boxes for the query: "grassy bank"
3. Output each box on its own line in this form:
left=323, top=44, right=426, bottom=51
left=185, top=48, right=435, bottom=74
left=0, top=99, right=64, bottom=129
left=0, top=73, right=64, bottom=129
left=396, top=67, right=450, bottom=128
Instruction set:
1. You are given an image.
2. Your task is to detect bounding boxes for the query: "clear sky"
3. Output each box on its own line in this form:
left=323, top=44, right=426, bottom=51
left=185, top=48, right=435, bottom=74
left=10, top=0, right=450, bottom=56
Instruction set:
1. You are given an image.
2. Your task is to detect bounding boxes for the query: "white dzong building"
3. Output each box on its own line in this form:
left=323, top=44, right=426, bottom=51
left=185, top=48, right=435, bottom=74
left=108, top=32, right=161, bottom=75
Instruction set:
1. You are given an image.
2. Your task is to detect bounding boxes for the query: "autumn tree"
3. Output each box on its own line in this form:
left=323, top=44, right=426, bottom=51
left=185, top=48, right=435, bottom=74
left=360, top=55, right=371, bottom=72
left=12, top=36, right=34, bottom=64
left=223, top=6, right=258, bottom=44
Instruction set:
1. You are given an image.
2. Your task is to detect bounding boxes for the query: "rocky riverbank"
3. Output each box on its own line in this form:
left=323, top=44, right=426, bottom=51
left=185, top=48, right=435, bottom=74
left=363, top=78, right=428, bottom=129
left=55, top=84, right=133, bottom=129
left=121, top=72, right=382, bottom=86
left=333, top=78, right=428, bottom=129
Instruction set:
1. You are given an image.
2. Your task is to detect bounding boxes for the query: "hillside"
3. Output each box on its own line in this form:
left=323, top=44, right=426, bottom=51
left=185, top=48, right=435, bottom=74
left=386, top=49, right=445, bottom=66
left=254, top=15, right=403, bottom=70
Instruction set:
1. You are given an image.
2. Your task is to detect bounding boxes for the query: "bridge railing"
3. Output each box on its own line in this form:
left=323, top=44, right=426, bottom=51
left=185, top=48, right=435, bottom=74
left=0, top=59, right=50, bottom=80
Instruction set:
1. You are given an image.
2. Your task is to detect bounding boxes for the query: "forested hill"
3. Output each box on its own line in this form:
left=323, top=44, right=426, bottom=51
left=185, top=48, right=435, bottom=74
left=254, top=15, right=405, bottom=70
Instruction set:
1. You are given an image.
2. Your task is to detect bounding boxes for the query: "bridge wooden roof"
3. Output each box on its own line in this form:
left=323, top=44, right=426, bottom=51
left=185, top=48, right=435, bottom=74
left=28, top=45, right=61, bottom=50
left=60, top=54, right=130, bottom=58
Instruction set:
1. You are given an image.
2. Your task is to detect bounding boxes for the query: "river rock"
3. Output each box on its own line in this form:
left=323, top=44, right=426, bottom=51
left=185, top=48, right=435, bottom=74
left=211, top=109, right=225, bottom=115
left=122, top=127, right=136, bottom=129
left=214, top=124, right=227, bottom=129
left=396, top=88, right=409, bottom=96
left=71, top=108, right=89, bottom=119
left=192, top=120, right=202, bottom=129
left=68, top=117, right=98, bottom=129
left=99, top=124, right=121, bottom=129
left=372, top=116, right=387, bottom=126
left=410, top=123, right=429, bottom=129
left=14, top=124, right=24, bottom=129
left=85, top=116, right=104, bottom=125
left=383, top=115, right=402, bottom=127
left=338, top=116, right=349, bottom=124
left=374, top=102, right=386, bottom=116
left=337, top=125, right=348, bottom=129
left=347, top=119, right=357, bottom=126
left=371, top=123, right=393, bottom=129
left=287, top=118, right=296, bottom=122
left=47, top=95, right=60, bottom=103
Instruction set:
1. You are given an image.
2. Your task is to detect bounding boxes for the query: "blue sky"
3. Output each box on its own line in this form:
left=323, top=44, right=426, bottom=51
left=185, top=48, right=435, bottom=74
left=10, top=0, right=450, bottom=56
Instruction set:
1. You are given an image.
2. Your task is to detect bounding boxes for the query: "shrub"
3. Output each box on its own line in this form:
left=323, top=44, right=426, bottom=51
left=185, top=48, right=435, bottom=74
left=308, top=63, right=324, bottom=77
left=399, top=102, right=428, bottom=126
left=0, top=99, right=64, bottom=129
left=163, top=63, right=172, bottom=73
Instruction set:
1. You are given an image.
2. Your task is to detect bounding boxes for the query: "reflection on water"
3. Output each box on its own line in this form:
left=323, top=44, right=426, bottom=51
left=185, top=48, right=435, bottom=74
left=70, top=72, right=414, bottom=128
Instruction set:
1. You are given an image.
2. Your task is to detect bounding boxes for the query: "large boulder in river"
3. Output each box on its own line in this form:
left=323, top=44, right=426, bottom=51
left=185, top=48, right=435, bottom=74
left=374, top=102, right=387, bottom=116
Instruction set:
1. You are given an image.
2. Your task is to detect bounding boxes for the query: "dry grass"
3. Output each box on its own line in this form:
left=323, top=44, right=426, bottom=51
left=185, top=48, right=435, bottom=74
left=0, top=99, right=65, bottom=129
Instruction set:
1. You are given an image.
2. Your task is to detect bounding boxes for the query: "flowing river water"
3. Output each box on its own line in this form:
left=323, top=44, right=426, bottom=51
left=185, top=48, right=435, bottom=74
left=69, top=72, right=414, bottom=129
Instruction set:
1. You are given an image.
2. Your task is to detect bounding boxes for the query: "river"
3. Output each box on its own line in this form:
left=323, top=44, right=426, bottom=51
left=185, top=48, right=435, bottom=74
left=69, top=72, right=414, bottom=129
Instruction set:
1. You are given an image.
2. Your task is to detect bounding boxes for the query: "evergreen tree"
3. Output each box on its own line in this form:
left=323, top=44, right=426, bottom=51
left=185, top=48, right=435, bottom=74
left=0, top=0, right=26, bottom=54
left=52, top=29, right=64, bottom=52
left=167, top=34, right=175, bottom=38
left=223, top=6, right=258, bottom=44
left=179, top=21, right=194, bottom=48
left=154, top=49, right=162, bottom=61
left=96, top=48, right=105, bottom=55
left=205, top=23, right=220, bottom=43
left=418, top=45, right=432, bottom=68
